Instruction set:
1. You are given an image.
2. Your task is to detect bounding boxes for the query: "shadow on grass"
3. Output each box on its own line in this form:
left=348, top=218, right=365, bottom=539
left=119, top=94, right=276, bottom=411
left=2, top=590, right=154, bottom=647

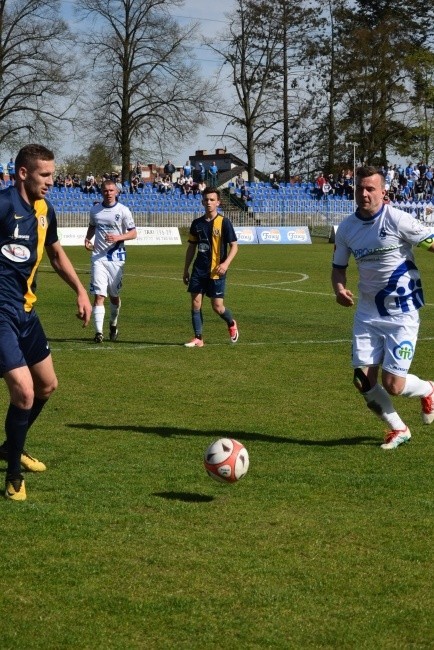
left=66, top=423, right=378, bottom=446
left=152, top=491, right=214, bottom=503
left=48, top=337, right=183, bottom=346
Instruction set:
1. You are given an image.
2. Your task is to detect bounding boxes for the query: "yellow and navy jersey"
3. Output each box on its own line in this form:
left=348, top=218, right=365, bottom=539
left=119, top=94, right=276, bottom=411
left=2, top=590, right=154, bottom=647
left=0, top=186, right=58, bottom=311
left=188, top=213, right=237, bottom=279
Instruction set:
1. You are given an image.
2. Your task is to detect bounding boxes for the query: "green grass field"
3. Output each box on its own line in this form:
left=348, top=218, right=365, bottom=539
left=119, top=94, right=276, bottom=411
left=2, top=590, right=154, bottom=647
left=1, top=239, right=433, bottom=649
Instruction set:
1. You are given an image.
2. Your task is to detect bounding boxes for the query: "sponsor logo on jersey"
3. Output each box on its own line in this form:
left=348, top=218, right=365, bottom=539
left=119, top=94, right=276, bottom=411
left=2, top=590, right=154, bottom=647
left=352, top=244, right=398, bottom=260
left=1, top=243, right=31, bottom=262
left=11, top=225, right=30, bottom=240
left=393, top=340, right=414, bottom=362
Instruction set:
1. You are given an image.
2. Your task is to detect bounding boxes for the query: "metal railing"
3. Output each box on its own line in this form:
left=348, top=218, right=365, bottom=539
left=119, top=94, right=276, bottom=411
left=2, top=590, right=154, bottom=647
left=55, top=208, right=350, bottom=229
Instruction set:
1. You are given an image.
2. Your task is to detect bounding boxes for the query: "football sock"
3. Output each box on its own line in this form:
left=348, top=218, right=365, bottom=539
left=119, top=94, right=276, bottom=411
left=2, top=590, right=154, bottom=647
left=93, top=305, right=105, bottom=333
left=110, top=299, right=121, bottom=326
left=362, top=383, right=406, bottom=430
left=28, top=397, right=48, bottom=429
left=219, top=309, right=233, bottom=325
left=401, top=374, right=432, bottom=398
left=5, top=403, right=32, bottom=476
left=191, top=310, right=203, bottom=337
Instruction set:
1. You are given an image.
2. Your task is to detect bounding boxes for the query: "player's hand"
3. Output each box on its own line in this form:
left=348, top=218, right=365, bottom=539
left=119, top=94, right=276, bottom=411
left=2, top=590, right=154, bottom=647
left=335, top=289, right=354, bottom=307
left=84, top=239, right=94, bottom=251
left=183, top=272, right=190, bottom=285
left=76, top=295, right=92, bottom=327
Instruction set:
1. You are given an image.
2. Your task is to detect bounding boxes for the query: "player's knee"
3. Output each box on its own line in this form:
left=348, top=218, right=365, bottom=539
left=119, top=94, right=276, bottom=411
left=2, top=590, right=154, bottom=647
left=353, top=367, right=371, bottom=394
left=211, top=301, right=224, bottom=314
left=382, top=377, right=403, bottom=396
left=45, top=376, right=58, bottom=398
left=11, top=385, right=35, bottom=410
left=36, top=376, right=58, bottom=400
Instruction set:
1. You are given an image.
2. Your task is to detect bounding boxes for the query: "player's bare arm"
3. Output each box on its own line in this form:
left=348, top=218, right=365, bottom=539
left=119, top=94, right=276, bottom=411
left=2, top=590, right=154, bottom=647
left=216, top=241, right=238, bottom=276
left=45, top=241, right=92, bottom=326
left=331, top=267, right=354, bottom=307
left=105, top=228, right=137, bottom=244
left=183, top=242, right=197, bottom=284
left=84, top=224, right=96, bottom=251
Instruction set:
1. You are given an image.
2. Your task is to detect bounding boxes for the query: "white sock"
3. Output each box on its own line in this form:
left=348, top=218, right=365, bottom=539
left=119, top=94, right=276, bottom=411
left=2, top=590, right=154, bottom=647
left=401, top=374, right=432, bottom=398
left=93, top=305, right=105, bottom=333
left=363, top=383, right=406, bottom=430
left=110, top=299, right=121, bottom=327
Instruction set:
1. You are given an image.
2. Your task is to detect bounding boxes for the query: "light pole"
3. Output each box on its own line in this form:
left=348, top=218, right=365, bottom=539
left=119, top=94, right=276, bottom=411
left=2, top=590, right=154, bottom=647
left=345, top=142, right=357, bottom=208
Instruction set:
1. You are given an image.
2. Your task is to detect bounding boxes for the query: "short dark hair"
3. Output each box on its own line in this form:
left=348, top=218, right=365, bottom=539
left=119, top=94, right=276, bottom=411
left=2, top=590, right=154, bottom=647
left=15, top=144, right=54, bottom=172
left=356, top=165, right=385, bottom=188
left=202, top=186, right=220, bottom=200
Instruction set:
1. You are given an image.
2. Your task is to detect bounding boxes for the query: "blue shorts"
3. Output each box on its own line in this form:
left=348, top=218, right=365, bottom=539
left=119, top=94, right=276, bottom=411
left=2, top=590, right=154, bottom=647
left=187, top=272, right=226, bottom=298
left=0, top=304, right=51, bottom=376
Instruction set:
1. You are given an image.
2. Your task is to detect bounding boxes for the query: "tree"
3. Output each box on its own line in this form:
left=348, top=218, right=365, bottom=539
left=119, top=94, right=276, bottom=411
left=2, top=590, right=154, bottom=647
left=75, top=0, right=212, bottom=182
left=0, top=0, right=77, bottom=151
left=206, top=0, right=284, bottom=182
left=259, top=0, right=318, bottom=182
left=334, top=0, right=434, bottom=165
left=401, top=49, right=434, bottom=164
left=63, top=143, right=117, bottom=182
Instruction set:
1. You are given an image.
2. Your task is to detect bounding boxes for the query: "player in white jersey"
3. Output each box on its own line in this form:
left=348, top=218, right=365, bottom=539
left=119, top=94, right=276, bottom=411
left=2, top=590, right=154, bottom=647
left=84, top=180, right=137, bottom=342
left=332, top=166, right=434, bottom=450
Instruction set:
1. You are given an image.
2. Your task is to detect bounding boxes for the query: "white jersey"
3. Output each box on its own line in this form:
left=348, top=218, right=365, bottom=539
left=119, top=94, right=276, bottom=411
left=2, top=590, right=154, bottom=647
left=333, top=204, right=434, bottom=318
left=89, top=201, right=136, bottom=263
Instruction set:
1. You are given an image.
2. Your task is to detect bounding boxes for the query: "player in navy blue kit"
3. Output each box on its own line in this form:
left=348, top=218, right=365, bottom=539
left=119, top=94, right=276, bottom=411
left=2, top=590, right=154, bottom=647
left=183, top=187, right=239, bottom=347
left=0, top=144, right=92, bottom=500
left=332, top=166, right=434, bottom=450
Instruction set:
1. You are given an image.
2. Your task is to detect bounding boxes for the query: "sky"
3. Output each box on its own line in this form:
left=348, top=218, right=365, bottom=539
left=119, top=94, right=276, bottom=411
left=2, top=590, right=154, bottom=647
left=57, top=0, right=236, bottom=167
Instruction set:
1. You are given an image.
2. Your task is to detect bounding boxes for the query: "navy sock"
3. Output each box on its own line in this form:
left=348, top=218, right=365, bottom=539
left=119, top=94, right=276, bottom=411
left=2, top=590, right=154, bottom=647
left=28, top=397, right=48, bottom=429
left=1, top=398, right=48, bottom=455
left=219, top=309, right=233, bottom=326
left=5, top=403, right=32, bottom=477
left=191, top=310, right=203, bottom=338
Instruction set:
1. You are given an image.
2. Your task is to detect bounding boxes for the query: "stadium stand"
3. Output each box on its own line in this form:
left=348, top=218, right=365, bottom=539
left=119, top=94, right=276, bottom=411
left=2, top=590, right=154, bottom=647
left=48, top=181, right=434, bottom=233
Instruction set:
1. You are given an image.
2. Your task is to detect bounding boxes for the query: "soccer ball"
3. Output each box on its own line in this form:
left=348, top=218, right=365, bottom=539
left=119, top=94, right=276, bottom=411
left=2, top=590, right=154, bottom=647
left=204, top=438, right=249, bottom=483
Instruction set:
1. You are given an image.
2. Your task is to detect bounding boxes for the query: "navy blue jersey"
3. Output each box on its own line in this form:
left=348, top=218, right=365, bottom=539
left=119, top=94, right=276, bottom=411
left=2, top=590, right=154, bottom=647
left=0, top=186, right=58, bottom=312
left=188, top=214, right=237, bottom=279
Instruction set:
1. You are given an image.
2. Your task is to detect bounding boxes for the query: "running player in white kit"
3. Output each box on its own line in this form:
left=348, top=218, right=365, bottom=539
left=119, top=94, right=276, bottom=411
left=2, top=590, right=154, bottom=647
left=332, top=166, right=434, bottom=449
left=85, top=180, right=137, bottom=342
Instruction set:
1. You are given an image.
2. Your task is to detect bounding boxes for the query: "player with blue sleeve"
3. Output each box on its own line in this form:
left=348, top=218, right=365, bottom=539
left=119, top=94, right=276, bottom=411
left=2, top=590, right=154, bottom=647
left=332, top=165, right=434, bottom=450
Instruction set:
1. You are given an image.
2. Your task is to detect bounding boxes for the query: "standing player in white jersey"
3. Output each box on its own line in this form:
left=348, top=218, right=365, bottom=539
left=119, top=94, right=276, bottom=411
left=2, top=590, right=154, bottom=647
left=332, top=165, right=434, bottom=449
left=84, top=179, right=137, bottom=342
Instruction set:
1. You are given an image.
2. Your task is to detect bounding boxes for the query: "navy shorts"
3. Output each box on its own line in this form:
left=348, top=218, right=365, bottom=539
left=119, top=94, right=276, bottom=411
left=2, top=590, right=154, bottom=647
left=0, top=304, right=51, bottom=376
left=187, top=272, right=226, bottom=298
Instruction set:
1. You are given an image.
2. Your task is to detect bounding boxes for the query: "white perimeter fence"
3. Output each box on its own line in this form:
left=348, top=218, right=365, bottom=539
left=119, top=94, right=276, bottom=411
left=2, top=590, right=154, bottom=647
left=55, top=201, right=434, bottom=238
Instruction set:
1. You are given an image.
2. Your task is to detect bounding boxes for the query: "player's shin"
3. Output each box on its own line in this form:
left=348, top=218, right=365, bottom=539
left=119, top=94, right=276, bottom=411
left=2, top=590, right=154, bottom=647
left=93, top=305, right=105, bottom=334
left=354, top=369, right=406, bottom=430
left=110, top=299, right=121, bottom=327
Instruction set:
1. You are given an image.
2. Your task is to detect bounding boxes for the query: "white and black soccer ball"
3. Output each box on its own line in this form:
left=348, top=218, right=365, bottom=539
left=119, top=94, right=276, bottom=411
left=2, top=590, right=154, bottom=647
left=204, top=438, right=249, bottom=483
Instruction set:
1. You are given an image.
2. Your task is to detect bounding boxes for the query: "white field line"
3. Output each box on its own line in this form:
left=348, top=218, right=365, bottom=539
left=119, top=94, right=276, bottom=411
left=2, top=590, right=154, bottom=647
left=50, top=335, right=434, bottom=353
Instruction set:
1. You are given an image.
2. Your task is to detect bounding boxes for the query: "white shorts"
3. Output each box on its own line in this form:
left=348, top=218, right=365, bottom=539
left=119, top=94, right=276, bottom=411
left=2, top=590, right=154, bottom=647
left=90, top=259, right=124, bottom=298
left=352, top=311, right=420, bottom=377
